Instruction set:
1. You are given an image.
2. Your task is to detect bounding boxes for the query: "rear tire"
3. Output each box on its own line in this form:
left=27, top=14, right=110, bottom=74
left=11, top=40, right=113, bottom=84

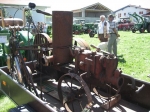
left=139, top=28, right=145, bottom=33
left=147, top=24, right=150, bottom=33
left=132, top=29, right=136, bottom=33
left=89, top=31, right=95, bottom=37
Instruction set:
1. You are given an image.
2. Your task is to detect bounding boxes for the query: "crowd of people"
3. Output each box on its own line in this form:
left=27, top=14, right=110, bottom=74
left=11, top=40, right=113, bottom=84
left=96, top=14, right=120, bottom=57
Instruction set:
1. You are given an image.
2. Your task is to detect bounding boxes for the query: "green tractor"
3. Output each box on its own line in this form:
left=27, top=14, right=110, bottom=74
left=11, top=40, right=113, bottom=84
left=72, top=23, right=83, bottom=35
left=88, top=20, right=100, bottom=37
left=84, top=23, right=94, bottom=34
left=0, top=8, right=34, bottom=66
left=0, top=30, right=34, bottom=66
left=129, top=13, right=150, bottom=33
left=72, top=19, right=85, bottom=34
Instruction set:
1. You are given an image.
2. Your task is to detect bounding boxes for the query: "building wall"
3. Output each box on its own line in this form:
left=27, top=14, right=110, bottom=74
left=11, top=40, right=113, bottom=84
left=85, top=11, right=110, bottom=18
left=73, top=11, right=111, bottom=22
left=115, top=7, right=148, bottom=21
left=73, top=12, right=82, bottom=17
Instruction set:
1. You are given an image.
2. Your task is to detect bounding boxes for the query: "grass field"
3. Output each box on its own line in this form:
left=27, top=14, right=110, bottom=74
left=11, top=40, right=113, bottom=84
left=0, top=91, right=16, bottom=112
left=0, top=31, right=150, bottom=111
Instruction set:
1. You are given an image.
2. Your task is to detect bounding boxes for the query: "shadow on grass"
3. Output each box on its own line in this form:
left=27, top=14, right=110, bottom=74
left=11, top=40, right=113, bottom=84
left=117, top=55, right=126, bottom=63
left=135, top=32, right=148, bottom=34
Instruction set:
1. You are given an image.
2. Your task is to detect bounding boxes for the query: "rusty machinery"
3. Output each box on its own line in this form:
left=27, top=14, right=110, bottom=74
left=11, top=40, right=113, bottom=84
left=6, top=6, right=150, bottom=112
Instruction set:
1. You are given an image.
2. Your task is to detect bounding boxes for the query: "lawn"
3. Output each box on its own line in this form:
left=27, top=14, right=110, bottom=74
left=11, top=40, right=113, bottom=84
left=0, top=91, right=16, bottom=112
left=0, top=31, right=150, bottom=111
left=73, top=31, right=150, bottom=82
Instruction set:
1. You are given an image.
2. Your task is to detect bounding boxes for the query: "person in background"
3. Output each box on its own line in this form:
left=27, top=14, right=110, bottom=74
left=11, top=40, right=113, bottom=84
left=40, top=22, right=44, bottom=33
left=98, top=15, right=110, bottom=42
left=43, top=23, right=47, bottom=33
left=108, top=14, right=120, bottom=56
left=36, top=22, right=40, bottom=32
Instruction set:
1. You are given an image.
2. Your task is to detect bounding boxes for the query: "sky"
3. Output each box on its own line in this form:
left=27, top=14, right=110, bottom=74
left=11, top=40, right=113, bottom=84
left=45, top=0, right=150, bottom=11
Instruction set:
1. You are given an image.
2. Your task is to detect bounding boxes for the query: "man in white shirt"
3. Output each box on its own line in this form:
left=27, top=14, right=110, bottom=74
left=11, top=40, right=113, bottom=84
left=98, top=15, right=110, bottom=42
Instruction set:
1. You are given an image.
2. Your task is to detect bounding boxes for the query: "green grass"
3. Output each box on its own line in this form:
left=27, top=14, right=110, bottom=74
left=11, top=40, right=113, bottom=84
left=73, top=31, right=150, bottom=82
left=0, top=91, right=16, bottom=112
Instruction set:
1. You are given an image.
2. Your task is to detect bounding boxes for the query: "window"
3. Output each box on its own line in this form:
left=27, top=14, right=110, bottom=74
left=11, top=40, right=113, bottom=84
left=141, top=11, right=143, bottom=14
left=139, top=11, right=143, bottom=14
left=118, top=13, right=122, bottom=18
left=120, top=13, right=121, bottom=17
left=124, top=13, right=126, bottom=16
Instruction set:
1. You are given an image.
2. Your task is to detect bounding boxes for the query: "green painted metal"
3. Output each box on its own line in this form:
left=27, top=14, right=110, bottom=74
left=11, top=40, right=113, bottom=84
left=0, top=31, right=34, bottom=66
left=128, top=13, right=150, bottom=33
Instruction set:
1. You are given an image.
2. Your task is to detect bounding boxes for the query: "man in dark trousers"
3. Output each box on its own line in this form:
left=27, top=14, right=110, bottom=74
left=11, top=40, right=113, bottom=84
left=108, top=14, right=120, bottom=56
left=98, top=15, right=110, bottom=42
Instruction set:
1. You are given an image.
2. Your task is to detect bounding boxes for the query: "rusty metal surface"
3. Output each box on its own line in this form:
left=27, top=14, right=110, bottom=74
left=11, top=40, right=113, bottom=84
left=52, top=11, right=73, bottom=65
left=0, top=18, right=23, bottom=27
left=33, top=33, right=52, bottom=61
left=74, top=48, right=123, bottom=88
left=58, top=73, right=93, bottom=112
left=120, top=74, right=150, bottom=109
left=73, top=38, right=91, bottom=50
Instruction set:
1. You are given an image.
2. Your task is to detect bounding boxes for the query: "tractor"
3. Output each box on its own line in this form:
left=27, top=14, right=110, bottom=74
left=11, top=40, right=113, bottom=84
left=72, top=19, right=85, bottom=34
left=89, top=20, right=100, bottom=37
left=0, top=8, right=34, bottom=66
left=117, top=17, right=134, bottom=31
left=129, top=13, right=150, bottom=33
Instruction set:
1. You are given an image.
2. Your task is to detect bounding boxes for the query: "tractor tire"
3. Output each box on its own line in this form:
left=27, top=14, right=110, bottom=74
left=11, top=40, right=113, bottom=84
left=89, top=31, right=95, bottom=38
left=75, top=30, right=79, bottom=35
left=84, top=30, right=88, bottom=34
left=139, top=28, right=145, bottom=33
left=132, top=29, right=136, bottom=33
left=147, top=24, right=150, bottom=33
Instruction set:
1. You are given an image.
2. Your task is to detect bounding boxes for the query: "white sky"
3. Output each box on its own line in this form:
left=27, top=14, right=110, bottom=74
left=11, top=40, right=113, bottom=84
left=46, top=0, right=150, bottom=11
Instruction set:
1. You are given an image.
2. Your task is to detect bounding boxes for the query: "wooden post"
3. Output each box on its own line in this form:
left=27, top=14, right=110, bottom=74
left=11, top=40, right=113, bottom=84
left=0, top=9, right=5, bottom=28
left=23, top=8, right=27, bottom=27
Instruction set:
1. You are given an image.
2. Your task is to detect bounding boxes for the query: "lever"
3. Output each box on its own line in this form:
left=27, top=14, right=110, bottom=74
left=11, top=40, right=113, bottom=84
left=36, top=9, right=52, bottom=16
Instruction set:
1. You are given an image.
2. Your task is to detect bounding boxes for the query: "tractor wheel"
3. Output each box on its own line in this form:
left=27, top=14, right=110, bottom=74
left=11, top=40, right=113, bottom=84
left=132, top=29, right=136, bottom=33
left=139, top=28, right=145, bottom=33
left=84, top=30, right=88, bottom=34
left=147, top=24, right=150, bottom=33
left=75, top=30, right=79, bottom=35
left=130, top=26, right=133, bottom=31
left=88, top=29, right=91, bottom=33
left=89, top=31, right=95, bottom=38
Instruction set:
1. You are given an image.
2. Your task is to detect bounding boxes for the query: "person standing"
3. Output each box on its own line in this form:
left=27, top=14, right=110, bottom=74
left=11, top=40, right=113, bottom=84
left=108, top=14, right=120, bottom=56
left=98, top=15, right=110, bottom=42
left=43, top=23, right=48, bottom=33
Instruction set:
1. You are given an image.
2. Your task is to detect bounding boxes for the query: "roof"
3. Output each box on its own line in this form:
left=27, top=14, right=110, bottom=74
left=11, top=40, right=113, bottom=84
left=72, top=2, right=112, bottom=12
left=114, top=5, right=150, bottom=13
left=0, top=0, right=50, bottom=8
